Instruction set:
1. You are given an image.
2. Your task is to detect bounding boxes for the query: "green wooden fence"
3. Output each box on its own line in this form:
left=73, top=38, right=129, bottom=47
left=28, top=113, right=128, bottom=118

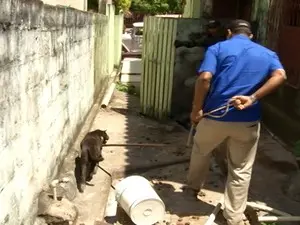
left=183, top=0, right=201, bottom=18
left=114, top=14, right=124, bottom=66
left=94, top=6, right=124, bottom=98
left=140, top=16, right=178, bottom=119
left=94, top=14, right=109, bottom=98
left=106, top=4, right=115, bottom=73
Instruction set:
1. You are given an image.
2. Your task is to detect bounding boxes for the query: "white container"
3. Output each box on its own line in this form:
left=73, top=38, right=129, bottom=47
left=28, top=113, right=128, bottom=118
left=115, top=175, right=165, bottom=225
left=121, top=58, right=142, bottom=74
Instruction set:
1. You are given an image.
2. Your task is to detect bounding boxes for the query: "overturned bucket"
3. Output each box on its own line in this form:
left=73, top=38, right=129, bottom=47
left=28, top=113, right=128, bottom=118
left=115, top=175, right=165, bottom=225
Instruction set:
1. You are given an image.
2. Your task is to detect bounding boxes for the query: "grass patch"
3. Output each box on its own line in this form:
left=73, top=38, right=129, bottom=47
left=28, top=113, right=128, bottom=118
left=116, top=81, right=138, bottom=96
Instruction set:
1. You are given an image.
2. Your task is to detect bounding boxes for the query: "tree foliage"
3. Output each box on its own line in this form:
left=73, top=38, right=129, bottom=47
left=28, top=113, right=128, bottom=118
left=115, top=0, right=132, bottom=13
left=130, top=0, right=183, bottom=14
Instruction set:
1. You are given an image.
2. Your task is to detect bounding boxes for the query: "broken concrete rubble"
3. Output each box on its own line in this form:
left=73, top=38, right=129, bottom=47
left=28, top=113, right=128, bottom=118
left=37, top=192, right=78, bottom=224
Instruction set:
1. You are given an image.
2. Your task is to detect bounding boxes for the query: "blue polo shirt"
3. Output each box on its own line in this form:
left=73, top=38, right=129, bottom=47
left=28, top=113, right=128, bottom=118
left=198, top=34, right=284, bottom=122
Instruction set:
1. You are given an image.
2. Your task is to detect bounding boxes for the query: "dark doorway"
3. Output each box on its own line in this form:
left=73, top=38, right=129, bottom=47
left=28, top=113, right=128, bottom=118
left=212, top=0, right=253, bottom=21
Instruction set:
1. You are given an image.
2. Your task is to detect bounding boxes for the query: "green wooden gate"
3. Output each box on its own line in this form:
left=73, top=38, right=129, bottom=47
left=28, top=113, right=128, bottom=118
left=140, top=16, right=178, bottom=120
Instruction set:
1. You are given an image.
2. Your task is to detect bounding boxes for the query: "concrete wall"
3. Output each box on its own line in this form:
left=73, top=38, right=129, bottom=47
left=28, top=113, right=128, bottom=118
left=0, top=1, right=111, bottom=224
left=41, top=0, right=87, bottom=11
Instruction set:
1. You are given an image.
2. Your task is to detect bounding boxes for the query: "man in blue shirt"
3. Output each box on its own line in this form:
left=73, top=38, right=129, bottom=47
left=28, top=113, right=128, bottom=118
left=186, top=20, right=286, bottom=225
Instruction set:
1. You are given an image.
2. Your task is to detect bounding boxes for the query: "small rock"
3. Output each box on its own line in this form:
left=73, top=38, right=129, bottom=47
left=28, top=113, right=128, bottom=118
left=198, top=191, right=206, bottom=197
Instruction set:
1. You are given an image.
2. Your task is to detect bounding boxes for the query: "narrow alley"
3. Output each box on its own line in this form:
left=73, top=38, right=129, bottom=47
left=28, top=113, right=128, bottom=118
left=1, top=0, right=300, bottom=224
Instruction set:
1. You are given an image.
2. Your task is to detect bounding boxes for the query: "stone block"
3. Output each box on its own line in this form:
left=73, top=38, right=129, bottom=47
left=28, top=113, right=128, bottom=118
left=0, top=33, right=9, bottom=67
left=0, top=0, right=12, bottom=24
left=28, top=0, right=44, bottom=28
left=43, top=4, right=64, bottom=29
left=6, top=30, right=19, bottom=63
left=65, top=7, right=77, bottom=27
left=12, top=0, right=31, bottom=27
left=76, top=11, right=85, bottom=27
left=11, top=0, right=44, bottom=29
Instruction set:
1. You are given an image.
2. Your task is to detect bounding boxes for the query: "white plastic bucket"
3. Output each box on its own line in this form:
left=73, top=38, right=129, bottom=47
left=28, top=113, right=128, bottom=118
left=115, top=175, right=165, bottom=225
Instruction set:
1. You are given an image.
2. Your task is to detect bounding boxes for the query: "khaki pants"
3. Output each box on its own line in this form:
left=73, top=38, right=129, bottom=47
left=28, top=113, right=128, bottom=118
left=213, top=138, right=229, bottom=177
left=187, top=118, right=260, bottom=224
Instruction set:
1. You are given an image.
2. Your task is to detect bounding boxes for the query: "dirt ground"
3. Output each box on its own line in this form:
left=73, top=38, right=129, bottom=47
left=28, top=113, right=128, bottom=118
left=89, top=90, right=300, bottom=225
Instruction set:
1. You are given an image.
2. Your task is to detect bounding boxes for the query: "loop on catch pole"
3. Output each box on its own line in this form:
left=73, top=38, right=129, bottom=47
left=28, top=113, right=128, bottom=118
left=186, top=100, right=234, bottom=147
left=203, top=100, right=233, bottom=118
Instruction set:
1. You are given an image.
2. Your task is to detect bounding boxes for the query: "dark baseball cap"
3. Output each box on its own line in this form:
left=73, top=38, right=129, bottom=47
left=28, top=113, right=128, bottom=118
left=227, top=19, right=252, bottom=33
left=206, top=20, right=221, bottom=29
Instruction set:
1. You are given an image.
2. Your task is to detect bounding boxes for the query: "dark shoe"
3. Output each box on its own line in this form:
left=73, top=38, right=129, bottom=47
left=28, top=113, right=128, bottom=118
left=181, top=186, right=206, bottom=200
left=78, top=183, right=86, bottom=193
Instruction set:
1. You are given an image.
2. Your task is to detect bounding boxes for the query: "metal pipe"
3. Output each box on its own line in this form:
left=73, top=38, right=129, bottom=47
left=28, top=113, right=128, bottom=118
left=102, top=143, right=169, bottom=147
left=50, top=177, right=71, bottom=201
left=204, top=201, right=223, bottom=225
left=246, top=202, right=291, bottom=216
left=101, top=82, right=116, bottom=108
left=258, top=216, right=300, bottom=222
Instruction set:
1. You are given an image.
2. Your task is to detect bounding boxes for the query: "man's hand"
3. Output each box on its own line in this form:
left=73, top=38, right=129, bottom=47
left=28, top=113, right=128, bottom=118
left=190, top=109, right=203, bottom=125
left=231, top=95, right=256, bottom=110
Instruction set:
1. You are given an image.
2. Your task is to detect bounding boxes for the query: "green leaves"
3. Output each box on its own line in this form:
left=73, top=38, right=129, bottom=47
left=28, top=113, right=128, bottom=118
left=130, top=0, right=183, bottom=14
left=115, top=0, right=133, bottom=13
